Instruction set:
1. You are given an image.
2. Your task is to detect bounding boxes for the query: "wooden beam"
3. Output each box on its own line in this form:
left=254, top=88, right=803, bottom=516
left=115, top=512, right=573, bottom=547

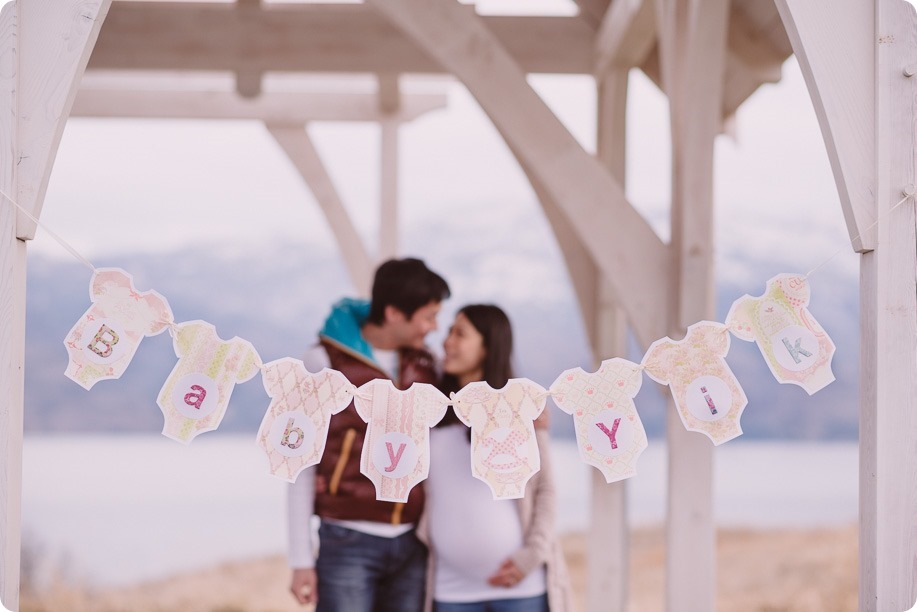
left=594, top=0, right=656, bottom=74
left=0, top=6, right=22, bottom=609
left=71, top=88, right=448, bottom=123
left=365, top=0, right=669, bottom=348
left=726, top=4, right=788, bottom=82
left=587, top=68, right=631, bottom=612
left=16, top=0, right=112, bottom=240
left=88, top=3, right=595, bottom=76
left=379, top=120, right=399, bottom=261
left=866, top=0, right=917, bottom=608
left=2, top=2, right=111, bottom=607
left=572, top=0, right=613, bottom=30
left=266, top=125, right=374, bottom=297
left=774, top=0, right=876, bottom=252
left=655, top=0, right=730, bottom=610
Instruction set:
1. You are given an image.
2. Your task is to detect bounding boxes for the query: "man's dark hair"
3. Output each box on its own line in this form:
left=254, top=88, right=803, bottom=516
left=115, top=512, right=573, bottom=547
left=366, top=258, right=450, bottom=324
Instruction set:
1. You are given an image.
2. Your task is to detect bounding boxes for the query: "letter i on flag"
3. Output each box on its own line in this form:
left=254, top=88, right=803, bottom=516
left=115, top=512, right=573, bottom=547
left=256, top=359, right=355, bottom=482
left=64, top=268, right=173, bottom=390
left=725, top=273, right=836, bottom=394
left=353, top=380, right=449, bottom=503
left=642, top=321, right=748, bottom=445
left=550, top=358, right=648, bottom=483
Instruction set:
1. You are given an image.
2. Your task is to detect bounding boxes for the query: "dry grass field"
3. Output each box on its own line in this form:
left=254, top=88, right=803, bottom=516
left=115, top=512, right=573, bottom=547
left=21, top=525, right=858, bottom=612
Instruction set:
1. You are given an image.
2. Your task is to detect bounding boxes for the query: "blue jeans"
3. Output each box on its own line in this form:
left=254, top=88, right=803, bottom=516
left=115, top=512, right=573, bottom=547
left=433, top=594, right=549, bottom=612
left=315, top=522, right=427, bottom=612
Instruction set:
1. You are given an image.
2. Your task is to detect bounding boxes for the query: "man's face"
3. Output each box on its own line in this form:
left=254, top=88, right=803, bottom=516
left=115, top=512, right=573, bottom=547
left=387, top=301, right=441, bottom=349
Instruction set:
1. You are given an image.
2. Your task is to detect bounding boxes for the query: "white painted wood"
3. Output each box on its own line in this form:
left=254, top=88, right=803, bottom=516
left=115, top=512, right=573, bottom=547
left=859, top=251, right=877, bottom=611
left=71, top=88, right=448, bottom=123
left=365, top=0, right=669, bottom=348
left=872, top=1, right=917, bottom=608
left=585, top=69, right=630, bottom=612
left=774, top=0, right=876, bottom=252
left=16, top=0, right=111, bottom=240
left=89, top=3, right=595, bottom=76
left=267, top=125, right=374, bottom=297
left=0, top=3, right=22, bottom=609
left=379, top=119, right=399, bottom=261
left=587, top=299, right=628, bottom=612
left=572, top=0, right=613, bottom=30
left=377, top=73, right=400, bottom=115
left=655, top=0, right=730, bottom=609
left=726, top=6, right=786, bottom=82
left=594, top=0, right=655, bottom=74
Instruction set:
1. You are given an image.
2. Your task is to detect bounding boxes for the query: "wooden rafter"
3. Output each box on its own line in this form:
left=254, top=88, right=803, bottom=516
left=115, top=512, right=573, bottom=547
left=71, top=88, right=447, bottom=123
left=594, top=0, right=657, bottom=74
left=365, top=0, right=670, bottom=347
left=267, top=125, right=374, bottom=296
left=88, top=2, right=595, bottom=76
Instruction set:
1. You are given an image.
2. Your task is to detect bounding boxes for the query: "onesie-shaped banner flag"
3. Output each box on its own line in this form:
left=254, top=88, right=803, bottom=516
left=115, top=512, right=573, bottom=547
left=642, top=321, right=748, bottom=445
left=256, top=359, right=355, bottom=482
left=725, top=273, right=836, bottom=395
left=353, top=380, right=449, bottom=503
left=64, top=268, right=173, bottom=390
left=551, top=358, right=648, bottom=483
left=451, top=379, right=546, bottom=500
left=157, top=320, right=260, bottom=444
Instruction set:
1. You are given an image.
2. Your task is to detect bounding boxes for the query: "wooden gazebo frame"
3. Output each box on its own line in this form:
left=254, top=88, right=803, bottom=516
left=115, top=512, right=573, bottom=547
left=1, top=1, right=914, bottom=610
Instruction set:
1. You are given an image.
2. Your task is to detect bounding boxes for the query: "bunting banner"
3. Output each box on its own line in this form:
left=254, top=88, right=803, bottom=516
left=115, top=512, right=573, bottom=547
left=451, top=379, right=546, bottom=500
left=353, top=380, right=449, bottom=503
left=642, top=322, right=748, bottom=446
left=256, top=360, right=355, bottom=483
left=550, top=358, right=648, bottom=483
left=64, top=268, right=173, bottom=390
left=60, top=268, right=839, bottom=496
left=725, top=273, right=836, bottom=395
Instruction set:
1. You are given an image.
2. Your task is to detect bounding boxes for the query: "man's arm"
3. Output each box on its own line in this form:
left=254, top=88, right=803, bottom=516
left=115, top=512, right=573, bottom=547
left=288, top=468, right=318, bottom=605
left=289, top=344, right=329, bottom=605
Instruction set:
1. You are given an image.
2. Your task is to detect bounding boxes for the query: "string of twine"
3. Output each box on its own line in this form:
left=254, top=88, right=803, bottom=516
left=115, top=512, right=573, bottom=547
left=804, top=192, right=913, bottom=279
left=0, top=186, right=96, bottom=271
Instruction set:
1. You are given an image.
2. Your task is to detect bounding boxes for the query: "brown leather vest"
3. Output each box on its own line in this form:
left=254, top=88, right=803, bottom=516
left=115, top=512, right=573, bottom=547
left=314, top=338, right=438, bottom=525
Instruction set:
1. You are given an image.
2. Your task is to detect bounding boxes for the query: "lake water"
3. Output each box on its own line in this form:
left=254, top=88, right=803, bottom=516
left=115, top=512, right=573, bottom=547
left=21, top=434, right=858, bottom=587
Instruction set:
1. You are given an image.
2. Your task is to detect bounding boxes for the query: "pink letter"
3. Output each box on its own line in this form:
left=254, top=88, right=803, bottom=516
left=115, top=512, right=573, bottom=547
left=384, top=442, right=407, bottom=473
left=183, top=384, right=207, bottom=410
left=700, top=386, right=718, bottom=415
left=87, top=324, right=120, bottom=358
left=595, top=419, right=622, bottom=450
left=282, top=418, right=304, bottom=450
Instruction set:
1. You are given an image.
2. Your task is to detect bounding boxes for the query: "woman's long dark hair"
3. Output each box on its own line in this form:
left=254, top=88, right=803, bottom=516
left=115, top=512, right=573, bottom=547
left=438, top=304, right=514, bottom=427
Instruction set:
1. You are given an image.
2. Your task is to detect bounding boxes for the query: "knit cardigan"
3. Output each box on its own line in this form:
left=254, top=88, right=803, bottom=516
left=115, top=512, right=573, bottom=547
left=416, top=428, right=573, bottom=612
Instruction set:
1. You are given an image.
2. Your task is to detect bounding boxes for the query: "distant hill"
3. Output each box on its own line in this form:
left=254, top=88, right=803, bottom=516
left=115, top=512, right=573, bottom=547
left=23, top=230, right=859, bottom=441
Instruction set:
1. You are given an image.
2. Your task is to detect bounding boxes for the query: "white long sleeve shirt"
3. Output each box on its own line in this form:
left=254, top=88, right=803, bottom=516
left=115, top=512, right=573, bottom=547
left=286, top=344, right=412, bottom=569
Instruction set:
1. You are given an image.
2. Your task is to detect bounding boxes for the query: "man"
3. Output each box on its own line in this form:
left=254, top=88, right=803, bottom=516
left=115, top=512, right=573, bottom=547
left=288, top=258, right=450, bottom=611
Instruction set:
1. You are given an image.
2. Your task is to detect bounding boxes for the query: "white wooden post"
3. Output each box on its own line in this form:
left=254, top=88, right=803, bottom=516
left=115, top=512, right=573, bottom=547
left=774, top=0, right=917, bottom=606
left=586, top=69, right=631, bottom=612
left=654, top=0, right=729, bottom=609
left=1, top=2, right=110, bottom=608
left=868, top=0, right=917, bottom=608
left=378, top=74, right=400, bottom=261
left=0, top=5, right=23, bottom=608
left=379, top=121, right=399, bottom=261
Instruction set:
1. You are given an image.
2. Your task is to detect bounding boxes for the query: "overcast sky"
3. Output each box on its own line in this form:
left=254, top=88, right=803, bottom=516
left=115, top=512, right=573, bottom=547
left=37, top=57, right=858, bottom=281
